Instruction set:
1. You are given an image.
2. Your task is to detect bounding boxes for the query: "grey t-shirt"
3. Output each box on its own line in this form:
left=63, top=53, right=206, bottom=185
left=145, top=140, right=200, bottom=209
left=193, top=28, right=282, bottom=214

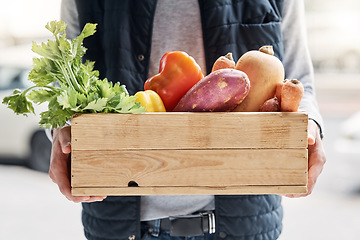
left=60, top=0, right=323, bottom=221
left=143, top=0, right=214, bottom=221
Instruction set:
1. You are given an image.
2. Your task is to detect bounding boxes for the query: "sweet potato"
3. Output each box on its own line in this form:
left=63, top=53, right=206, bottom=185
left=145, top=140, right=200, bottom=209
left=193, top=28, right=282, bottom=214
left=259, top=97, right=280, bottom=112
left=233, top=45, right=284, bottom=112
left=281, top=79, right=304, bottom=112
left=211, top=53, right=236, bottom=72
left=173, top=69, right=250, bottom=112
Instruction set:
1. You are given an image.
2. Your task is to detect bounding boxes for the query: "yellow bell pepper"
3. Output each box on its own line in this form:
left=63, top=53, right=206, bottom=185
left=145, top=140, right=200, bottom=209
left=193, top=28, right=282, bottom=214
left=134, top=90, right=166, bottom=112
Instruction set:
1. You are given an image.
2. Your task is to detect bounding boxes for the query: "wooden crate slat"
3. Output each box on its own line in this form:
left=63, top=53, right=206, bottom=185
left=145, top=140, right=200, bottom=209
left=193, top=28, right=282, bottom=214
left=71, top=112, right=308, bottom=150
left=72, top=185, right=307, bottom=196
left=71, top=149, right=307, bottom=188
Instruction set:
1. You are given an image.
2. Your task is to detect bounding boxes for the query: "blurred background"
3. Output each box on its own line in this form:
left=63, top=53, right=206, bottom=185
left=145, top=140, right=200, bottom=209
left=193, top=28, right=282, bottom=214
left=0, top=0, right=360, bottom=239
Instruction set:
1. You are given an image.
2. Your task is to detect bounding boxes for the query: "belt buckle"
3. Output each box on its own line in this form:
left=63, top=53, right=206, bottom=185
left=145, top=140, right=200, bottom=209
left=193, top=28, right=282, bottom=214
left=202, top=212, right=216, bottom=234
left=169, top=211, right=215, bottom=237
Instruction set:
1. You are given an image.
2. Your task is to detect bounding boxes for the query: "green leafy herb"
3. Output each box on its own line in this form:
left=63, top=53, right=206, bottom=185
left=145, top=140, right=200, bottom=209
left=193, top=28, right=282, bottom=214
left=2, top=20, right=144, bottom=128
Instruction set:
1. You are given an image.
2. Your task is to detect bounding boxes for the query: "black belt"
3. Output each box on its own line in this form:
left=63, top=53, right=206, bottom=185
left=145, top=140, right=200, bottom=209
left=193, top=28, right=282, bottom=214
left=145, top=211, right=215, bottom=237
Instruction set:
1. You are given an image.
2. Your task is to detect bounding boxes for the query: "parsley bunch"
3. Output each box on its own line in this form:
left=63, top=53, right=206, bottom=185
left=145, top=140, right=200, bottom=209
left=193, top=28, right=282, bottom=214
left=2, top=20, right=144, bottom=128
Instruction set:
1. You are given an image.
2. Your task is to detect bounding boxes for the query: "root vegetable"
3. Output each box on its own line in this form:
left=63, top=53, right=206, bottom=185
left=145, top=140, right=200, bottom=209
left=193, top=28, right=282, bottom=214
left=280, top=79, right=304, bottom=112
left=259, top=97, right=280, bottom=112
left=233, top=45, right=285, bottom=112
left=173, top=69, right=250, bottom=112
left=275, top=79, right=287, bottom=105
left=211, top=53, right=235, bottom=72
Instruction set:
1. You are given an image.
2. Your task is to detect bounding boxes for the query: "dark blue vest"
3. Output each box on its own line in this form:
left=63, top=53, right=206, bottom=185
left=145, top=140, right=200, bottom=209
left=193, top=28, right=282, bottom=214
left=75, top=1, right=284, bottom=239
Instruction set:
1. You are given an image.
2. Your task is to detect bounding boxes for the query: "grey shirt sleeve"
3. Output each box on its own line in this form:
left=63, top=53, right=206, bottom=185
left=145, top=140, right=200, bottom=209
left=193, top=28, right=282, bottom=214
left=60, top=0, right=81, bottom=39
left=282, top=0, right=324, bottom=137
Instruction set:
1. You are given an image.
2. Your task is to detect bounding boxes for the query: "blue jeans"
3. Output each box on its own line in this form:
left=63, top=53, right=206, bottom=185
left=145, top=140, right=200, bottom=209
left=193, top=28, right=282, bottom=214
left=141, top=219, right=215, bottom=240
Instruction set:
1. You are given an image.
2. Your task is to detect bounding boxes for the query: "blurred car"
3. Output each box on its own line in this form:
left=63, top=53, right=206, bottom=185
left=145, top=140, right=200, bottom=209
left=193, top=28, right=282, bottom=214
left=0, top=45, right=51, bottom=172
left=337, top=111, right=360, bottom=154
left=306, top=8, right=360, bottom=71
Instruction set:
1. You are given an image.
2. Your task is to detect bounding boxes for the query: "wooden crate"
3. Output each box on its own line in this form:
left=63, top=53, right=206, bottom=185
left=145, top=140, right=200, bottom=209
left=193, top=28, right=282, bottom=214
left=71, top=112, right=308, bottom=196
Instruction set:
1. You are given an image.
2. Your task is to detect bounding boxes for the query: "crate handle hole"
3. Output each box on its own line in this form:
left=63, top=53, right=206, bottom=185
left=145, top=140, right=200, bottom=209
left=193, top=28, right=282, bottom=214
left=128, top=181, right=139, bottom=187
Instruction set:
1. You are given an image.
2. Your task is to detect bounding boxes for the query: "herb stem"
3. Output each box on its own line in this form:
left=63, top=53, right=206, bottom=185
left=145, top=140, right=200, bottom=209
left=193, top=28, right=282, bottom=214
left=23, top=85, right=57, bottom=95
left=65, top=60, right=85, bottom=94
left=55, top=61, right=76, bottom=91
left=54, top=33, right=84, bottom=94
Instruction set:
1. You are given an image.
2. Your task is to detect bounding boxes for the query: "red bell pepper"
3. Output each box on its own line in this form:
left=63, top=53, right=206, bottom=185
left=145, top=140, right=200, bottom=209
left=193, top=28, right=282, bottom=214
left=144, top=51, right=204, bottom=111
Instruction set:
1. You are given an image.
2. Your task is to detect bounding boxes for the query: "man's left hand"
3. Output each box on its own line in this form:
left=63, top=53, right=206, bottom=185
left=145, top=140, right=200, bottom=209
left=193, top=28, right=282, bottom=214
left=286, top=119, right=326, bottom=198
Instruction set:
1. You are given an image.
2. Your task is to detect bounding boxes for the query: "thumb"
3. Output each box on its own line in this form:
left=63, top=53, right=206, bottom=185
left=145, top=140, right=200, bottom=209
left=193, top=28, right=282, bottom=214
left=58, top=126, right=72, bottom=154
left=61, top=141, right=71, bottom=154
left=308, top=132, right=316, bottom=145
left=308, top=120, right=319, bottom=146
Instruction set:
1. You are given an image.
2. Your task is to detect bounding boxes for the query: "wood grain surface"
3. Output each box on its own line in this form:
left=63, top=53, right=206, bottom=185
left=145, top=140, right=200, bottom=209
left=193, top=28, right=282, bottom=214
left=71, top=112, right=308, bottom=196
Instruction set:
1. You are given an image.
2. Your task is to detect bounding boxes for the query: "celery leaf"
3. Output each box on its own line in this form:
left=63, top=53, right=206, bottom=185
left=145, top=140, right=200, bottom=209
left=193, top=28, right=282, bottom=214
left=2, top=20, right=144, bottom=129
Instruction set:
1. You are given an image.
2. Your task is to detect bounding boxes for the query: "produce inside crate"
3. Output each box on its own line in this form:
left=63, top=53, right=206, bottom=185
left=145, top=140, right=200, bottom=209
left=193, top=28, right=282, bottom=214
left=71, top=112, right=308, bottom=196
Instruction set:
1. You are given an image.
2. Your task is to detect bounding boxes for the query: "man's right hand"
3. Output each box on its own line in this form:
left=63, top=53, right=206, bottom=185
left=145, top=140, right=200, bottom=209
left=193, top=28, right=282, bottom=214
left=49, top=126, right=107, bottom=203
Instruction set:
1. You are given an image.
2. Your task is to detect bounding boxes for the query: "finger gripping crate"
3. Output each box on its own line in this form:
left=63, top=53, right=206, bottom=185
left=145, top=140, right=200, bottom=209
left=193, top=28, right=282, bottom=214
left=71, top=112, right=308, bottom=196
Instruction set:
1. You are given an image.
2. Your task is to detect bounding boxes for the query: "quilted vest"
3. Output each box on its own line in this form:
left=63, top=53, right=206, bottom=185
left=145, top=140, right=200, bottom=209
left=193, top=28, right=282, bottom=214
left=75, top=0, right=284, bottom=239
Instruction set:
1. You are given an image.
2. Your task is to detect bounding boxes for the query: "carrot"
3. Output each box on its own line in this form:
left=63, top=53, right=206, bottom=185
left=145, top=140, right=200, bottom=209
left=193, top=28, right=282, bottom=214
left=260, top=97, right=280, bottom=112
left=211, top=53, right=235, bottom=72
left=280, top=79, right=304, bottom=112
left=275, top=79, right=287, bottom=105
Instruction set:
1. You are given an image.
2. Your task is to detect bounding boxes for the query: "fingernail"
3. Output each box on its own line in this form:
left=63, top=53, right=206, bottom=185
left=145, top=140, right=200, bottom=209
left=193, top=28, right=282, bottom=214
left=62, top=143, right=72, bottom=154
left=308, top=136, right=315, bottom=145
